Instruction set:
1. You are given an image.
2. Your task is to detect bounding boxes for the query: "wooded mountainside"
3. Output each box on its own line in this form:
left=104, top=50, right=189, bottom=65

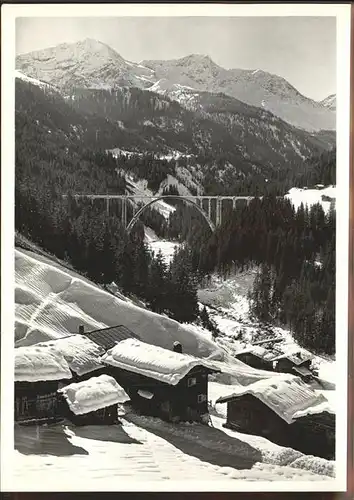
left=15, top=77, right=336, bottom=355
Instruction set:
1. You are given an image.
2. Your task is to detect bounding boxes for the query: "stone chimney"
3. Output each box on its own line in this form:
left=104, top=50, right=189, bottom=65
left=173, top=341, right=182, bottom=354
left=78, top=325, right=85, bottom=335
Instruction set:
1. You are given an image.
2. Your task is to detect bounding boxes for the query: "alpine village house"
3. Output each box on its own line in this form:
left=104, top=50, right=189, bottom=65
left=15, top=324, right=333, bottom=460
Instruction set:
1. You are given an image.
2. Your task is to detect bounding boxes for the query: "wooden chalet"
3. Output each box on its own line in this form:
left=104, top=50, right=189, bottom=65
left=216, top=376, right=335, bottom=459
left=235, top=346, right=275, bottom=371
left=15, top=345, right=72, bottom=424
left=272, top=351, right=314, bottom=381
left=57, top=374, right=130, bottom=426
left=235, top=343, right=315, bottom=382
left=100, top=338, right=220, bottom=423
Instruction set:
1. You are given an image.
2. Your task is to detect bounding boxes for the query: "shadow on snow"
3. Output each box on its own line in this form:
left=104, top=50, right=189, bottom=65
left=14, top=424, right=89, bottom=456
left=71, top=424, right=142, bottom=445
left=125, top=415, right=262, bottom=470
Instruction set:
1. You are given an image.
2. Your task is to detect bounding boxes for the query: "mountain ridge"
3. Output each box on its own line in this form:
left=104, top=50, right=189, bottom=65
left=16, top=38, right=335, bottom=132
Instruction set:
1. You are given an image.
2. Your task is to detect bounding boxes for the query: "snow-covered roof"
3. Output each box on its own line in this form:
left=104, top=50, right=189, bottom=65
left=100, top=338, right=219, bottom=385
left=15, top=345, right=72, bottom=382
left=235, top=345, right=277, bottom=362
left=58, top=374, right=130, bottom=415
left=35, top=335, right=105, bottom=376
left=216, top=375, right=333, bottom=424
left=271, top=350, right=313, bottom=365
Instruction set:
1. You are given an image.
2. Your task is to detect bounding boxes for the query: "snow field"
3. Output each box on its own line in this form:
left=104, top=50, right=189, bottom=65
left=285, top=186, right=336, bottom=214
left=15, top=248, right=222, bottom=360
left=12, top=414, right=333, bottom=490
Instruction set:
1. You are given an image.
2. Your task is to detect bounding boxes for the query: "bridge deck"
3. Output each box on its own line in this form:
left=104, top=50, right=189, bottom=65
left=63, top=194, right=259, bottom=200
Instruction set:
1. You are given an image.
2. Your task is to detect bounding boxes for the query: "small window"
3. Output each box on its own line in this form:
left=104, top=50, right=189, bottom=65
left=197, top=394, right=207, bottom=403
left=187, top=377, right=197, bottom=387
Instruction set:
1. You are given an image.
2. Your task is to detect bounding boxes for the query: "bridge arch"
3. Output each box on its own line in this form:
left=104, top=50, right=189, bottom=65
left=126, top=196, right=216, bottom=234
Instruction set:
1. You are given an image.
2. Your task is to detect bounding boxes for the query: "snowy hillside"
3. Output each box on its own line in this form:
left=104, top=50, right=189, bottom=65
left=15, top=245, right=336, bottom=390
left=15, top=70, right=56, bottom=91
left=15, top=247, right=220, bottom=359
left=285, top=186, right=336, bottom=213
left=16, top=39, right=335, bottom=132
left=142, top=56, right=335, bottom=132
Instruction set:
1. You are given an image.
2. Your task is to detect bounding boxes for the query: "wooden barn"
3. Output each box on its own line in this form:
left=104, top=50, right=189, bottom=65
left=216, top=375, right=335, bottom=459
left=57, top=374, right=130, bottom=426
left=273, top=351, right=314, bottom=381
left=100, top=338, right=220, bottom=423
left=235, top=346, right=275, bottom=372
left=15, top=345, right=72, bottom=424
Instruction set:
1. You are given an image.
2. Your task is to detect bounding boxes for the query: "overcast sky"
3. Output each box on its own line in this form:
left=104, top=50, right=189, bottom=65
left=16, top=16, right=336, bottom=100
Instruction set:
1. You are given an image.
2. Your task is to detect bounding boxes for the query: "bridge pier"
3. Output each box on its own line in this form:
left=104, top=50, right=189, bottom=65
left=106, top=198, right=110, bottom=216
left=216, top=198, right=222, bottom=227
left=121, top=198, right=127, bottom=228
left=232, top=197, right=236, bottom=210
left=208, top=198, right=212, bottom=220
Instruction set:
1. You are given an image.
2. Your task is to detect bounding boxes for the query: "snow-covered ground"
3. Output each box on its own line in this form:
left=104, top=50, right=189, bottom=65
left=11, top=412, right=334, bottom=491
left=144, top=227, right=179, bottom=264
left=14, top=248, right=220, bottom=360
left=285, top=186, right=336, bottom=214
left=197, top=271, right=336, bottom=385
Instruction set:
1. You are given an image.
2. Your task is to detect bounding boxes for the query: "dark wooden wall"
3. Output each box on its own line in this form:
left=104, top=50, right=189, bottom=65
left=276, top=358, right=311, bottom=375
left=15, top=380, right=63, bottom=422
left=236, top=353, right=273, bottom=371
left=105, top=365, right=211, bottom=422
left=225, top=395, right=335, bottom=460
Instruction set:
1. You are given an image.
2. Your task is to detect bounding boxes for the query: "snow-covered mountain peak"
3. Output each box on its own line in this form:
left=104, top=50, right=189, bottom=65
left=18, top=38, right=124, bottom=65
left=15, top=39, right=336, bottom=131
left=177, top=53, right=219, bottom=68
left=16, top=39, right=153, bottom=91
left=320, top=94, right=336, bottom=111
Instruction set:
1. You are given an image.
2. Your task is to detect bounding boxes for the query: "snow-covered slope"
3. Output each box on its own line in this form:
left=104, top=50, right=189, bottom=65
left=142, top=56, right=335, bottom=132
left=15, top=70, right=56, bottom=91
left=144, top=228, right=179, bottom=265
left=16, top=38, right=155, bottom=91
left=285, top=186, right=336, bottom=213
left=15, top=246, right=318, bottom=390
left=15, top=247, right=220, bottom=359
